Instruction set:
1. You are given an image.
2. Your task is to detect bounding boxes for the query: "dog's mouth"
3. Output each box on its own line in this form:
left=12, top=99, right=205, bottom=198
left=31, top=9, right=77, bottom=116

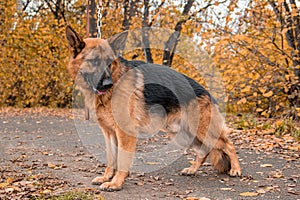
left=81, top=74, right=111, bottom=95
left=92, top=87, right=107, bottom=95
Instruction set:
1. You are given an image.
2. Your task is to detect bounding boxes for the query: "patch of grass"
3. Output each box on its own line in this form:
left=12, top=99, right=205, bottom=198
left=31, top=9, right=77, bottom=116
left=32, top=191, right=104, bottom=200
left=230, top=113, right=258, bottom=130
left=229, top=113, right=300, bottom=139
left=275, top=119, right=300, bottom=139
left=292, top=129, right=300, bottom=139
left=260, top=121, right=273, bottom=130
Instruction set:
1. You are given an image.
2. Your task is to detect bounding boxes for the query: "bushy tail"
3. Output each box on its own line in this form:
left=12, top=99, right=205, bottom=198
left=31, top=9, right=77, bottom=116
left=208, top=149, right=231, bottom=173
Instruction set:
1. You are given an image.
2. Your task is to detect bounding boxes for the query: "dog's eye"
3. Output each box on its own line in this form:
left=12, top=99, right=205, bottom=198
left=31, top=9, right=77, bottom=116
left=94, top=60, right=100, bottom=66
left=86, top=57, right=101, bottom=67
left=106, top=58, right=114, bottom=69
left=79, top=70, right=84, bottom=75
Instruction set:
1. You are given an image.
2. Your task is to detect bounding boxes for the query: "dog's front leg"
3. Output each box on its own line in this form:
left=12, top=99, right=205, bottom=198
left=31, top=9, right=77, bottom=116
left=100, top=127, right=137, bottom=191
left=92, top=131, right=117, bottom=185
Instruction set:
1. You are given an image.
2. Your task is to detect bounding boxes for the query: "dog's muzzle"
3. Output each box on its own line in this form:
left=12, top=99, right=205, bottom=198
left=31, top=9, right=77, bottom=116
left=95, top=77, right=113, bottom=94
left=81, top=72, right=113, bottom=95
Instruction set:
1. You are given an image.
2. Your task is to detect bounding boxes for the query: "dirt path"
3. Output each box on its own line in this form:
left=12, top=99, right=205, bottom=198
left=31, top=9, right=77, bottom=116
left=0, top=110, right=299, bottom=199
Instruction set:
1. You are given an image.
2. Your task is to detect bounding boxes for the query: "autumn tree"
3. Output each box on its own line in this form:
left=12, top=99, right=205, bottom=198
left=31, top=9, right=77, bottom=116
left=268, top=0, right=300, bottom=108
left=6, top=0, right=296, bottom=118
left=213, top=0, right=300, bottom=118
left=0, top=0, right=86, bottom=107
left=20, top=0, right=85, bottom=22
left=99, top=0, right=224, bottom=65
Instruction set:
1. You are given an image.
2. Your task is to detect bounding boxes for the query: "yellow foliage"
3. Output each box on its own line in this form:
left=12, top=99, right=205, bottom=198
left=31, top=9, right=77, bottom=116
left=256, top=108, right=263, bottom=112
left=213, top=0, right=300, bottom=117
left=241, top=86, right=251, bottom=93
left=1, top=0, right=299, bottom=119
left=263, top=91, right=273, bottom=98
left=0, top=0, right=85, bottom=107
left=0, top=0, right=206, bottom=108
left=237, top=98, right=247, bottom=105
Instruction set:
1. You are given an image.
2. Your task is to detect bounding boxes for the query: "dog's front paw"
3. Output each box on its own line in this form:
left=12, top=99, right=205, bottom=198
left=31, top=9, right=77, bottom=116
left=180, top=167, right=197, bottom=176
left=100, top=181, right=123, bottom=192
left=92, top=176, right=110, bottom=185
left=229, top=168, right=242, bottom=177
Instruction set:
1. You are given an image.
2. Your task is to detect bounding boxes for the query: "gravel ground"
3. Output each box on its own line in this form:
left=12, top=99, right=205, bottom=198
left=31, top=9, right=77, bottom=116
left=0, top=110, right=299, bottom=200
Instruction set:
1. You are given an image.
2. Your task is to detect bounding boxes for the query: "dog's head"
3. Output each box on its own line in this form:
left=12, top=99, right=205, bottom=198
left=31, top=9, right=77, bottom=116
left=66, top=25, right=127, bottom=95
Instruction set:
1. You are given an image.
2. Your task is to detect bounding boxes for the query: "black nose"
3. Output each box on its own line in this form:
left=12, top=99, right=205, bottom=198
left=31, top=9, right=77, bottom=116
left=97, top=77, right=113, bottom=91
left=103, top=78, right=113, bottom=88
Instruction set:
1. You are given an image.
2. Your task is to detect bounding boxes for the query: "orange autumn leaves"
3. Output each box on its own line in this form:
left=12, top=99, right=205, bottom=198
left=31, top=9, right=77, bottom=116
left=213, top=0, right=300, bottom=118
left=0, top=0, right=299, bottom=119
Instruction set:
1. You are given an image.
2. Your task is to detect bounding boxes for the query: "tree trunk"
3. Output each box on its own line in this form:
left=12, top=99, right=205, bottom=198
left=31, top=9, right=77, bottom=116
left=270, top=0, right=300, bottom=79
left=142, top=0, right=153, bottom=63
left=44, top=0, right=66, bottom=23
left=122, top=0, right=137, bottom=31
left=122, top=0, right=130, bottom=30
left=86, top=0, right=97, bottom=38
left=162, top=0, right=194, bottom=66
left=162, top=31, right=180, bottom=66
left=268, top=0, right=300, bottom=108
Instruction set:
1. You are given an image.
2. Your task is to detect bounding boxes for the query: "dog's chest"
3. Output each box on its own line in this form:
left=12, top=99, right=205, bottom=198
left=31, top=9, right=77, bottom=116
left=95, top=104, right=115, bottom=127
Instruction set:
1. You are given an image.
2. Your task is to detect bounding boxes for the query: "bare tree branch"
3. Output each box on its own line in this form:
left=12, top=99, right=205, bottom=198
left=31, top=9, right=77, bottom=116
left=122, top=0, right=137, bottom=30
left=149, top=0, right=165, bottom=26
left=268, top=0, right=300, bottom=80
left=162, top=0, right=195, bottom=66
left=142, top=0, right=153, bottom=63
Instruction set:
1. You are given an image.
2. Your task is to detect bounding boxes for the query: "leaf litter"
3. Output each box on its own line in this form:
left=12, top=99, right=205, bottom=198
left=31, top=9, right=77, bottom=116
left=0, top=110, right=299, bottom=199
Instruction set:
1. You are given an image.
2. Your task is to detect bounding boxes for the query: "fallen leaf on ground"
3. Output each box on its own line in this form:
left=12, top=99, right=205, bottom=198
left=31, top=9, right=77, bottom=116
left=260, top=164, right=273, bottom=168
left=40, top=189, right=52, bottom=194
left=6, top=178, right=13, bottom=184
left=0, top=182, right=9, bottom=189
left=240, top=192, right=259, bottom=197
left=135, top=181, right=144, bottom=186
left=287, top=190, right=300, bottom=195
left=256, top=189, right=266, bottom=194
left=272, top=173, right=284, bottom=178
left=220, top=188, right=232, bottom=191
left=47, top=163, right=63, bottom=170
left=184, top=197, right=210, bottom=200
left=189, top=161, right=195, bottom=165
left=145, top=161, right=160, bottom=165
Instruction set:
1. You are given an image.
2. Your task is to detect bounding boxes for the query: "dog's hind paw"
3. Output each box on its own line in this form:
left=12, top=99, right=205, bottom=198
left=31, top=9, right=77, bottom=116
left=100, top=181, right=123, bottom=192
left=180, top=167, right=198, bottom=176
left=229, top=168, right=242, bottom=177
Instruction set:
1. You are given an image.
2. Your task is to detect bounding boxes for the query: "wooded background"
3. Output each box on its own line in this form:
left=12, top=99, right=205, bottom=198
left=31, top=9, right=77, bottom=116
left=0, top=0, right=299, bottom=119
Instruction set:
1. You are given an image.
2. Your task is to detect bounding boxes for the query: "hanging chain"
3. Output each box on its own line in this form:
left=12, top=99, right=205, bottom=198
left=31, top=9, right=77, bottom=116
left=96, top=0, right=103, bottom=38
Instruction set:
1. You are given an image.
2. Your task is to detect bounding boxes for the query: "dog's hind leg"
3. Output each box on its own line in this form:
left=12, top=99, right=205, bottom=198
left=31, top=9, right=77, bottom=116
left=181, top=141, right=210, bottom=175
left=219, top=140, right=241, bottom=176
left=209, top=129, right=242, bottom=177
left=100, top=127, right=137, bottom=191
left=181, top=154, right=208, bottom=175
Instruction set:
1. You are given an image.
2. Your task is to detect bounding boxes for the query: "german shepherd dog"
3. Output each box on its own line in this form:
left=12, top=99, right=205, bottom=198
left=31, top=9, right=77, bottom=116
left=66, top=25, right=241, bottom=191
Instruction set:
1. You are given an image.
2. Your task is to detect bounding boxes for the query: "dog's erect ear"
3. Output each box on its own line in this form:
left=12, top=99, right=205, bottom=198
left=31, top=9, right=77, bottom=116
left=66, top=25, right=85, bottom=58
left=108, top=31, right=128, bottom=55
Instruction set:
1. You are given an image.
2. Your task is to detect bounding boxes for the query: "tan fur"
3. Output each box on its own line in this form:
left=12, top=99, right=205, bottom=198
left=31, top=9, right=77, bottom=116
left=66, top=27, right=241, bottom=191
